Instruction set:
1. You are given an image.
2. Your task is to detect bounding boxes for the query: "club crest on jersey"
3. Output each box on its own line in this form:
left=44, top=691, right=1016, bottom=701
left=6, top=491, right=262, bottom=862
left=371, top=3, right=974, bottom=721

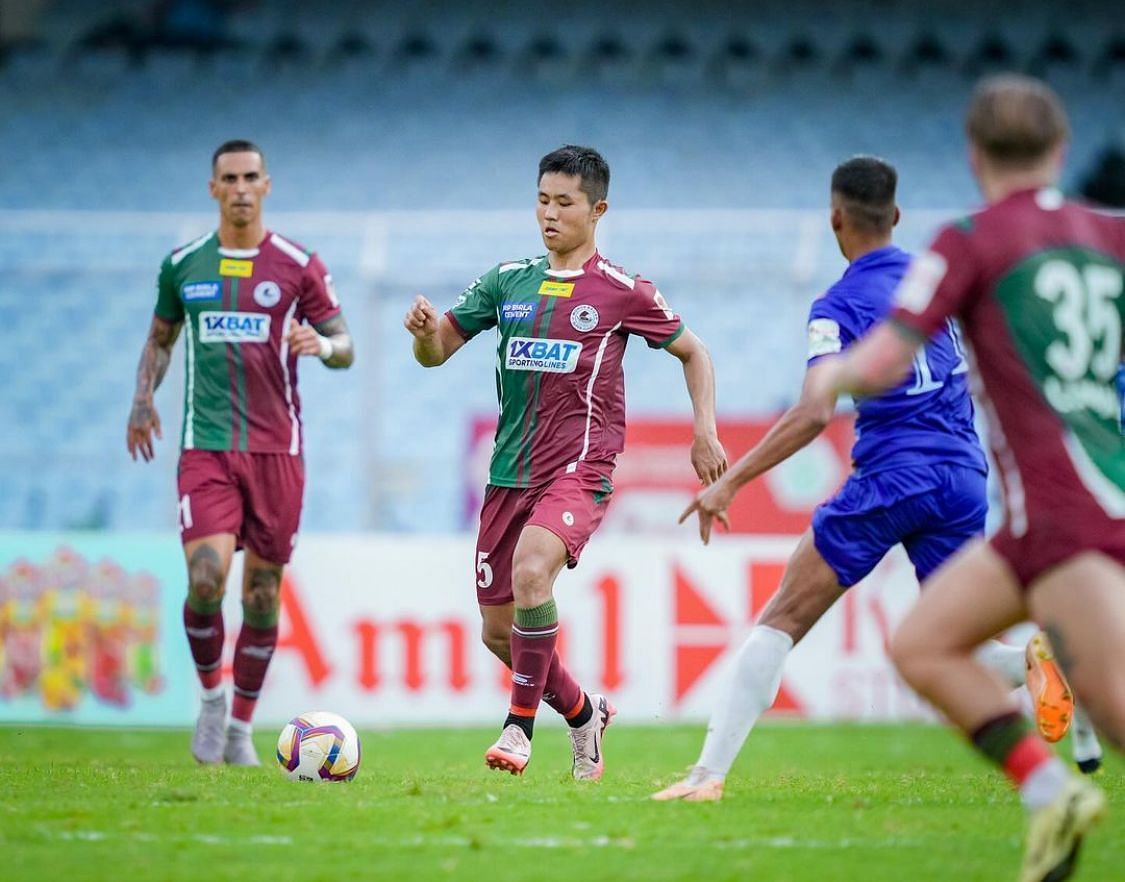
left=501, top=302, right=538, bottom=321
left=181, top=281, right=221, bottom=302
left=219, top=258, right=254, bottom=278
left=538, top=280, right=575, bottom=298
left=570, top=304, right=599, bottom=332
left=198, top=311, right=271, bottom=343
left=505, top=337, right=582, bottom=373
left=253, top=281, right=282, bottom=308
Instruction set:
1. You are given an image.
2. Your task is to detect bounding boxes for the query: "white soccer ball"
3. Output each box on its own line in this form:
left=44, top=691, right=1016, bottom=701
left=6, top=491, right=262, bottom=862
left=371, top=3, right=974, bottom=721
left=276, top=711, right=361, bottom=782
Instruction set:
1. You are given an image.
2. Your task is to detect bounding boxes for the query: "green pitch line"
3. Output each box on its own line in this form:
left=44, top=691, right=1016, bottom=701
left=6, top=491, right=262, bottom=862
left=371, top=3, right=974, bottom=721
left=0, top=723, right=1120, bottom=882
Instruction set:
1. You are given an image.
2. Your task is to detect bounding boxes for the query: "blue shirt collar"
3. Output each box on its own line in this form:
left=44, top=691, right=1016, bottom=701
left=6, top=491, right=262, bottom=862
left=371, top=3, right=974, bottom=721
left=843, top=245, right=906, bottom=278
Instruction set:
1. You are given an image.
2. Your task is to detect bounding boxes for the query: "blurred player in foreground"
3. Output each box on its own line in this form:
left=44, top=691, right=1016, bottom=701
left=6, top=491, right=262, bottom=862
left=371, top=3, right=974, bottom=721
left=405, top=145, right=726, bottom=778
left=127, top=140, right=353, bottom=765
left=653, top=155, right=1086, bottom=802
left=812, top=76, right=1123, bottom=882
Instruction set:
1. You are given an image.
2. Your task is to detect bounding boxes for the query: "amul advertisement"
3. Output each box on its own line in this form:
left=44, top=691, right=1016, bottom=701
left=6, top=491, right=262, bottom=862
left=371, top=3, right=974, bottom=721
left=1, top=532, right=931, bottom=728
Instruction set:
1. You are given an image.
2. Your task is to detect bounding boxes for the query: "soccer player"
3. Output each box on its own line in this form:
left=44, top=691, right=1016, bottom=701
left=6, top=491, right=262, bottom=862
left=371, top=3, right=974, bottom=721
left=404, top=145, right=726, bottom=778
left=653, top=155, right=1080, bottom=803
left=812, top=75, right=1122, bottom=882
left=127, top=140, right=354, bottom=765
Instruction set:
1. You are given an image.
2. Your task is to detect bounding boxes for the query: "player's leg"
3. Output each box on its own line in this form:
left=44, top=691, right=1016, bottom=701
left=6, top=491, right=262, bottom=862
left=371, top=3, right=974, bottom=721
left=889, top=542, right=1104, bottom=882
left=223, top=453, right=303, bottom=765
left=1027, top=552, right=1125, bottom=752
left=484, top=525, right=568, bottom=775
left=900, top=466, right=1075, bottom=737
left=475, top=487, right=587, bottom=725
left=479, top=601, right=587, bottom=723
left=1070, top=705, right=1104, bottom=775
left=223, top=548, right=283, bottom=766
left=655, top=475, right=893, bottom=802
left=177, top=450, right=242, bottom=764
left=485, top=466, right=615, bottom=778
left=183, top=534, right=236, bottom=764
left=653, top=528, right=849, bottom=801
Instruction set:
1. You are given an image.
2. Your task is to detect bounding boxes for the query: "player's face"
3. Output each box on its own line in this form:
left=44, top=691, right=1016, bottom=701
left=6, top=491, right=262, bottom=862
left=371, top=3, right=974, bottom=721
left=536, top=173, right=606, bottom=254
left=210, top=152, right=271, bottom=228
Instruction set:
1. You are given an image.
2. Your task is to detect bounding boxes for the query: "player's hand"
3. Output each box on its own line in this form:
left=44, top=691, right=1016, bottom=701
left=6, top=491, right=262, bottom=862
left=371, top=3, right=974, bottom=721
left=127, top=399, right=162, bottom=462
left=404, top=295, right=439, bottom=339
left=678, top=475, right=735, bottom=545
left=287, top=318, right=324, bottom=357
left=691, top=432, right=728, bottom=485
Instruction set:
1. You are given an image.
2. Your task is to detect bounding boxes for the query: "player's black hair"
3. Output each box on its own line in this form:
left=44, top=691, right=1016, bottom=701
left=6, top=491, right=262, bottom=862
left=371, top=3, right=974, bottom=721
left=538, top=145, right=610, bottom=204
left=212, top=139, right=266, bottom=171
left=830, top=155, right=898, bottom=233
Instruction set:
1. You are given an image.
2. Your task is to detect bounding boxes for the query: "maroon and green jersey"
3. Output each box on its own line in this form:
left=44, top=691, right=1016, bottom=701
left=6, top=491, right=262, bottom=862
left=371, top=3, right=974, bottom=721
left=153, top=230, right=341, bottom=454
left=447, top=251, right=685, bottom=488
left=891, top=188, right=1124, bottom=533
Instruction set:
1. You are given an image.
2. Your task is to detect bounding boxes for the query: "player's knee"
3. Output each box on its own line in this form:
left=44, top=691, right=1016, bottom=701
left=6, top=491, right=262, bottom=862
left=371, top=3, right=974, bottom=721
left=187, top=554, right=226, bottom=605
left=511, top=556, right=553, bottom=606
left=245, top=567, right=281, bottom=616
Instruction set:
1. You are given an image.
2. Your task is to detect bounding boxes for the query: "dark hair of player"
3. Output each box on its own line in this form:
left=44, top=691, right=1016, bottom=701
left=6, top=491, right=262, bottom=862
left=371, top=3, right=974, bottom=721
left=965, top=74, right=1069, bottom=168
left=212, top=139, right=266, bottom=171
left=538, top=145, right=610, bottom=205
left=830, top=155, right=898, bottom=233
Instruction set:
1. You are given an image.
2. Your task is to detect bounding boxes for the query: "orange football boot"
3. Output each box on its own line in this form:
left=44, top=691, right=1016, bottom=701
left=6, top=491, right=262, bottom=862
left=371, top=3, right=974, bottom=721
left=1025, top=631, right=1075, bottom=743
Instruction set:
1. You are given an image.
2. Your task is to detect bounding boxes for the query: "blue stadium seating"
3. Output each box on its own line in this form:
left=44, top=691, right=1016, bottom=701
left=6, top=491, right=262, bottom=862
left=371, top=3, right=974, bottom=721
left=0, top=0, right=1121, bottom=532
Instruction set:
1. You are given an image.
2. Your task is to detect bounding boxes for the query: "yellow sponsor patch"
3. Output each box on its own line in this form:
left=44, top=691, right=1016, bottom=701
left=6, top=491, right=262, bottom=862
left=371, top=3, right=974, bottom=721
left=538, top=280, right=575, bottom=298
left=219, top=258, right=254, bottom=278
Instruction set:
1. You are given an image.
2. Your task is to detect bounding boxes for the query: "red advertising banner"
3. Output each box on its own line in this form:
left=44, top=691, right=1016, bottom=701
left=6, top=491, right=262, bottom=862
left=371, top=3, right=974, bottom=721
left=465, top=415, right=856, bottom=534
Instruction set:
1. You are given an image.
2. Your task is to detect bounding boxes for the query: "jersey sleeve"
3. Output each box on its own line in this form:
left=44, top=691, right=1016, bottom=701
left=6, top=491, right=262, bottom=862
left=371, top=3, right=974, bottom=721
left=298, top=253, right=343, bottom=327
left=621, top=279, right=685, bottom=348
left=446, top=265, right=500, bottom=340
left=805, top=287, right=860, bottom=366
left=153, top=255, right=183, bottom=323
left=891, top=224, right=981, bottom=339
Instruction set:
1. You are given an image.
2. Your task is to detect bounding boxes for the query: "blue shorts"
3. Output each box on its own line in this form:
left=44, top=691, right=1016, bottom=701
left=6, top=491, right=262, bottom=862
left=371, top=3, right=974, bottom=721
left=811, top=464, right=988, bottom=588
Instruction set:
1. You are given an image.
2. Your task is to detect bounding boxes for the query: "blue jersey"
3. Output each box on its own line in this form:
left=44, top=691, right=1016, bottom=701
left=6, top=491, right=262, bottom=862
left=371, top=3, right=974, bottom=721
left=807, top=246, right=987, bottom=480
left=1118, top=365, right=1124, bottom=434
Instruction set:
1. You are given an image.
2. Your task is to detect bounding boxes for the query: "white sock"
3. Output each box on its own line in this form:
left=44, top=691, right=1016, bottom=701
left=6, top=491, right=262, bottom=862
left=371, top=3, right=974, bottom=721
left=975, top=640, right=1026, bottom=689
left=1020, top=757, right=1071, bottom=810
left=200, top=685, right=225, bottom=702
left=1071, top=705, right=1103, bottom=765
left=695, top=625, right=794, bottom=780
left=228, top=717, right=252, bottom=735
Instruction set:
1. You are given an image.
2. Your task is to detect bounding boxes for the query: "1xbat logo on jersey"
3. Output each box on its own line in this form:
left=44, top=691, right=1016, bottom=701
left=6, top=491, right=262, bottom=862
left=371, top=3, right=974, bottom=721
left=505, top=337, right=583, bottom=373
left=198, top=311, right=271, bottom=343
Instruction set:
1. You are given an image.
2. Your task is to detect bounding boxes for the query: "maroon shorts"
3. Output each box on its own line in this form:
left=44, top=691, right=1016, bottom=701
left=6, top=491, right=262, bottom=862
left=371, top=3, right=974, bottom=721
left=990, top=509, right=1125, bottom=588
left=474, top=462, right=614, bottom=606
left=177, top=450, right=305, bottom=564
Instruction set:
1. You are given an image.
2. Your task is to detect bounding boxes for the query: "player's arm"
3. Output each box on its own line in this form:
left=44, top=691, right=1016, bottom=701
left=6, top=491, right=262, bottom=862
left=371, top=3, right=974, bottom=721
left=404, top=295, right=467, bottom=367
left=678, top=360, right=840, bottom=545
left=127, top=315, right=182, bottom=462
left=664, top=329, right=727, bottom=484
left=286, top=314, right=355, bottom=369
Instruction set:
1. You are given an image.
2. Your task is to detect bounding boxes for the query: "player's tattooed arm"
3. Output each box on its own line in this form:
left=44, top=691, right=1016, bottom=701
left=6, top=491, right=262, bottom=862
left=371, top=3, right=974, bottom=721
left=287, top=314, right=355, bottom=369
left=127, top=316, right=181, bottom=462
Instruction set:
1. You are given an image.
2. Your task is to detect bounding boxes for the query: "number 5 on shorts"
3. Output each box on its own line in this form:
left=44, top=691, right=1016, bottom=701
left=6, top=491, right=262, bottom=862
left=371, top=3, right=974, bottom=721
left=476, top=551, right=494, bottom=589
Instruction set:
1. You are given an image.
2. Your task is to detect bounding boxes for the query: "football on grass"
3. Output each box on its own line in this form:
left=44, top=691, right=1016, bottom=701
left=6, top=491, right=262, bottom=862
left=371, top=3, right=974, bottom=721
left=276, top=711, right=361, bottom=782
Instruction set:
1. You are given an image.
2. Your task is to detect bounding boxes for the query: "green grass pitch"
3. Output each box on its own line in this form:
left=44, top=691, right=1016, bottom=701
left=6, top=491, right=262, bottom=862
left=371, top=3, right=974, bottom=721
left=1, top=722, right=1120, bottom=881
